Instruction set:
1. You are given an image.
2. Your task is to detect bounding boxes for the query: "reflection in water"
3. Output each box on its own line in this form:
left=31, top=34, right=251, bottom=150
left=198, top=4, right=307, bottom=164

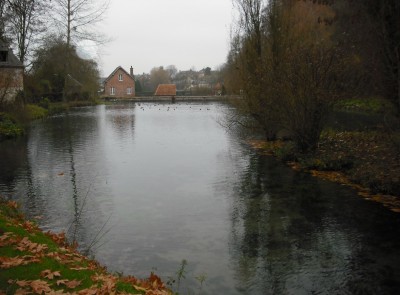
left=105, top=104, right=136, bottom=140
left=229, top=154, right=400, bottom=294
left=64, top=112, right=82, bottom=242
left=0, top=137, right=29, bottom=193
left=0, top=103, right=399, bottom=294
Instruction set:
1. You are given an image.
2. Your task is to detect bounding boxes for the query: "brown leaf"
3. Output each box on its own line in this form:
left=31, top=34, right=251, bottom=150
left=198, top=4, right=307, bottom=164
left=0, top=232, right=16, bottom=247
left=41, top=269, right=61, bottom=280
left=7, top=201, right=18, bottom=209
left=56, top=279, right=68, bottom=286
left=22, top=221, right=37, bottom=232
left=77, top=286, right=98, bottom=295
left=16, top=237, right=48, bottom=254
left=57, top=279, right=82, bottom=289
left=15, top=280, right=30, bottom=287
left=30, top=280, right=51, bottom=294
left=0, top=257, right=24, bottom=268
left=46, top=231, right=67, bottom=246
left=65, top=279, right=82, bottom=289
left=70, top=266, right=89, bottom=270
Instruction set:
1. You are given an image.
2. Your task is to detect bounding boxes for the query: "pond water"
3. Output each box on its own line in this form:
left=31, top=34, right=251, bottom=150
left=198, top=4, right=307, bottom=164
left=1, top=102, right=400, bottom=294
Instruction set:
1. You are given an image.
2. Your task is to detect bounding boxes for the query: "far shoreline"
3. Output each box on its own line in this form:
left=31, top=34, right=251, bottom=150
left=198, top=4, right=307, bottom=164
left=103, top=95, right=241, bottom=103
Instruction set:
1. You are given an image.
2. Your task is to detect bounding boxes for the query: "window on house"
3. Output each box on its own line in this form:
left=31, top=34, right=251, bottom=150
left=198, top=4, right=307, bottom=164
left=127, top=87, right=132, bottom=94
left=110, top=87, right=115, bottom=95
left=118, top=73, right=123, bottom=81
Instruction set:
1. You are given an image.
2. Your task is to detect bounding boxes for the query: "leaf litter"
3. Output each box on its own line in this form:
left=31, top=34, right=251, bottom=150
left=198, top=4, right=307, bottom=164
left=0, top=198, right=172, bottom=294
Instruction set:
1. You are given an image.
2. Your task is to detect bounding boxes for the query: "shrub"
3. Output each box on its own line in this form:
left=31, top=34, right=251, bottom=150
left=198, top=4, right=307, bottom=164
left=0, top=112, right=24, bottom=140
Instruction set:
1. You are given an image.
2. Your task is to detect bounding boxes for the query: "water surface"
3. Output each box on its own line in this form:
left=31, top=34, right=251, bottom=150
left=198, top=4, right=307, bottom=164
left=1, top=102, right=400, bottom=294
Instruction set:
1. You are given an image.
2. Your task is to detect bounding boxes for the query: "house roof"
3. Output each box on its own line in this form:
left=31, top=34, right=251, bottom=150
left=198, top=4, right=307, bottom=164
left=103, top=66, right=135, bottom=84
left=154, top=84, right=177, bottom=96
left=0, top=40, right=24, bottom=68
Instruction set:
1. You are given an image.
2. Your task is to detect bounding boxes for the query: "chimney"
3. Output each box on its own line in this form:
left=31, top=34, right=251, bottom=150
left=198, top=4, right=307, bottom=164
left=130, top=66, right=134, bottom=77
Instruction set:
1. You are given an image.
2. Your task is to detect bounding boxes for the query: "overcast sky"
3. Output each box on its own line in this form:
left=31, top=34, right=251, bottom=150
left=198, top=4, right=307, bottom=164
left=95, top=0, right=235, bottom=76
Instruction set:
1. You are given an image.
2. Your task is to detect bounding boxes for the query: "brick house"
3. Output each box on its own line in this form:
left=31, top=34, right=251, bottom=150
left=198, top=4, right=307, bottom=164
left=0, top=41, right=24, bottom=103
left=103, top=66, right=135, bottom=98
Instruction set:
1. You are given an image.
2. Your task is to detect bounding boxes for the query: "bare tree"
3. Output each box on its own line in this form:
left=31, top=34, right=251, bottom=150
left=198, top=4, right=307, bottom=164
left=166, top=65, right=178, bottom=80
left=6, top=0, right=49, bottom=66
left=50, top=0, right=108, bottom=101
left=51, top=0, right=110, bottom=48
left=0, top=0, right=10, bottom=42
left=233, top=0, right=266, bottom=57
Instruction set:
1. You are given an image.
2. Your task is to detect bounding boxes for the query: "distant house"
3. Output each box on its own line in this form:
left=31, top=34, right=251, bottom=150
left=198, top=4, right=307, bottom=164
left=0, top=41, right=24, bottom=103
left=154, top=84, right=176, bottom=96
left=103, top=66, right=135, bottom=98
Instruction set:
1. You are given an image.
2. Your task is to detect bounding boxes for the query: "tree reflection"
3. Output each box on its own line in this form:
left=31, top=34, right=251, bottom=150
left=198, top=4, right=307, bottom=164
left=64, top=112, right=80, bottom=241
left=0, top=137, right=28, bottom=192
left=229, top=153, right=358, bottom=294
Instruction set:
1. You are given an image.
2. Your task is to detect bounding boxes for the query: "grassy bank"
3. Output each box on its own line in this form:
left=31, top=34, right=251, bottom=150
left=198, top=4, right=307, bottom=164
left=0, top=197, right=171, bottom=294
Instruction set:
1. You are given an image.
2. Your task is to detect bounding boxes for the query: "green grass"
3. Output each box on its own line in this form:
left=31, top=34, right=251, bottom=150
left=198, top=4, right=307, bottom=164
left=116, top=281, right=144, bottom=294
left=0, top=198, right=171, bottom=294
left=337, top=97, right=395, bottom=113
left=24, top=104, right=48, bottom=120
left=0, top=200, right=95, bottom=292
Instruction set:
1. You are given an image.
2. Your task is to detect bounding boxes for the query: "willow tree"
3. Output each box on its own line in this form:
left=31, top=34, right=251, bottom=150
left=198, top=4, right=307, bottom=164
left=227, top=0, right=360, bottom=152
left=230, top=0, right=283, bottom=139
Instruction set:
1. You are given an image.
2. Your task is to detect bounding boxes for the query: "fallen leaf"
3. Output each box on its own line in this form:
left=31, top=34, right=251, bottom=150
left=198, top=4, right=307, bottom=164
left=0, top=257, right=24, bottom=268
left=41, top=269, right=61, bottom=280
left=7, top=201, right=18, bottom=209
left=0, top=232, right=16, bottom=247
left=15, top=280, right=30, bottom=287
left=56, top=279, right=68, bottom=286
left=70, top=266, right=89, bottom=270
left=30, top=280, right=51, bottom=294
left=22, top=221, right=37, bottom=232
left=57, top=279, right=82, bottom=289
left=77, top=286, right=98, bottom=295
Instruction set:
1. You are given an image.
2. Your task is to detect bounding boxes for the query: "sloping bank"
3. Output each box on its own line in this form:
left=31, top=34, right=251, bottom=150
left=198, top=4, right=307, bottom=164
left=0, top=197, right=172, bottom=294
left=247, top=98, right=400, bottom=212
